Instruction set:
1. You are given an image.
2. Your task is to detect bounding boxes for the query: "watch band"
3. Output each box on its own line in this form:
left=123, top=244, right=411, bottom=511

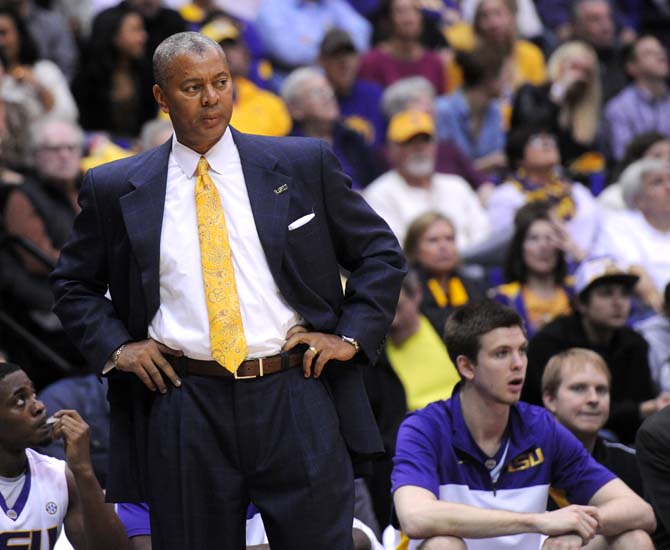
left=340, top=335, right=360, bottom=353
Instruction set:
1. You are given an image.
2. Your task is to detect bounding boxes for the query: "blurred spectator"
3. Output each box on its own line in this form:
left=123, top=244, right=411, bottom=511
left=380, top=76, right=488, bottom=192
left=74, top=8, right=155, bottom=139
left=511, top=41, right=602, bottom=171
left=636, top=281, right=670, bottom=395
left=570, top=0, right=628, bottom=101
left=445, top=0, right=546, bottom=94
left=604, top=35, right=670, bottom=161
left=595, top=158, right=670, bottom=309
left=363, top=269, right=459, bottom=526
left=254, top=0, right=371, bottom=73
left=318, top=28, right=385, bottom=148
left=363, top=110, right=490, bottom=248
left=403, top=211, right=485, bottom=334
left=0, top=8, right=78, bottom=124
left=0, top=118, right=86, bottom=383
left=542, top=348, right=645, bottom=502
left=435, top=47, right=506, bottom=177
left=460, top=0, right=544, bottom=42
left=359, top=0, right=446, bottom=94
left=0, top=49, right=32, bottom=176
left=281, top=66, right=382, bottom=189
left=9, top=0, right=79, bottom=82
left=91, top=0, right=186, bottom=93
left=524, top=256, right=664, bottom=444
left=488, top=127, right=602, bottom=259
left=600, top=131, right=670, bottom=211
left=490, top=202, right=573, bottom=338
left=200, top=17, right=291, bottom=137
left=138, top=117, right=173, bottom=151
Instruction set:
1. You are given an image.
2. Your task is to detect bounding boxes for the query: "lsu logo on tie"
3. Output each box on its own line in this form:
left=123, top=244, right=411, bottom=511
left=507, top=448, right=544, bottom=472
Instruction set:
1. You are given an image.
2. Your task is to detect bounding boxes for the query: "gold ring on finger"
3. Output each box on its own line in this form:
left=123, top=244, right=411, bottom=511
left=308, top=346, right=320, bottom=355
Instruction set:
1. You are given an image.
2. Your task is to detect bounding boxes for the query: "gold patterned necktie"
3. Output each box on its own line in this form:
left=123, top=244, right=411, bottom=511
left=194, top=156, right=248, bottom=372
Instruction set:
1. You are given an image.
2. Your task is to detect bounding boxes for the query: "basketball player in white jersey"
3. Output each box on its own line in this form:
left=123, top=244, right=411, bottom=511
left=0, top=362, right=128, bottom=550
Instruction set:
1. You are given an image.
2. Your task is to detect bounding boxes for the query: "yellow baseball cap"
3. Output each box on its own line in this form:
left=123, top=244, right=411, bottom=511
left=387, top=110, right=435, bottom=143
left=201, top=18, right=240, bottom=44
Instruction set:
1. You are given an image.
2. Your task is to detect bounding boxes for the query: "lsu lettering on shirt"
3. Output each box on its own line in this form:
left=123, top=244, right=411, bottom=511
left=0, top=449, right=68, bottom=550
left=392, top=391, right=615, bottom=550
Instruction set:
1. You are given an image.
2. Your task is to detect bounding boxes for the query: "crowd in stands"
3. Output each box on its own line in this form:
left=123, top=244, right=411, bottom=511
left=0, top=0, right=669, bottom=548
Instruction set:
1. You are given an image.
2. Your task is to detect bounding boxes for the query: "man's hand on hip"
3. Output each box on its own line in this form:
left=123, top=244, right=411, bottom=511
left=283, top=328, right=357, bottom=379
left=116, top=340, right=183, bottom=393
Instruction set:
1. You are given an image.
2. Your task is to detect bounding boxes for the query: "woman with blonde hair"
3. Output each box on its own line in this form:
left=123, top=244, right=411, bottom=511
left=404, top=211, right=484, bottom=333
left=511, top=41, right=602, bottom=170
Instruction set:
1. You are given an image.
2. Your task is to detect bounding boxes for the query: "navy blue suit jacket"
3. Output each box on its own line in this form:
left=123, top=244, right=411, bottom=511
left=51, top=129, right=406, bottom=501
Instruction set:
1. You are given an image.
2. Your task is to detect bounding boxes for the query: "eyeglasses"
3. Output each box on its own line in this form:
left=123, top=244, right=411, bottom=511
left=37, top=144, right=82, bottom=153
left=305, top=87, right=335, bottom=100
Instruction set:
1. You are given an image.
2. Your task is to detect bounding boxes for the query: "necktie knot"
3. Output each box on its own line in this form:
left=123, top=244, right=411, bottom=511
left=197, top=156, right=210, bottom=177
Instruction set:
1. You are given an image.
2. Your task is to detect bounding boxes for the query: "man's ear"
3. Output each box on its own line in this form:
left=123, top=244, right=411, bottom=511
left=456, top=355, right=475, bottom=382
left=153, top=84, right=169, bottom=114
left=543, top=391, right=557, bottom=413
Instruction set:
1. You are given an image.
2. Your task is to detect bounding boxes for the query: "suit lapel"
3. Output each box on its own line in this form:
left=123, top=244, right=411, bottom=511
left=119, top=141, right=171, bottom=319
left=232, top=129, right=291, bottom=279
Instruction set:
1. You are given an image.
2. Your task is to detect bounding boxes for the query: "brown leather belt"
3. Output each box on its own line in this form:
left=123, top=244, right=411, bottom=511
left=168, top=351, right=303, bottom=380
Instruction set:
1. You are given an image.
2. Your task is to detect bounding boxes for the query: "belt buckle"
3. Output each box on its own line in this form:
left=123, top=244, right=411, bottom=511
left=234, top=357, right=263, bottom=380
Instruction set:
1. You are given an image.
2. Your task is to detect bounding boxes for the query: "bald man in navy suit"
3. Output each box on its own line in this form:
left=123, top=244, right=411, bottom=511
left=51, top=32, right=405, bottom=550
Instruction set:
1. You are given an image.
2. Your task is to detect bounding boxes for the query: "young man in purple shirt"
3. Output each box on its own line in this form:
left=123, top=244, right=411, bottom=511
left=392, top=300, right=655, bottom=549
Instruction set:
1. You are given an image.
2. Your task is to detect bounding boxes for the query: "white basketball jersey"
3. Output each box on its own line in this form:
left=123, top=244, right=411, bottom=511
left=0, top=449, right=68, bottom=550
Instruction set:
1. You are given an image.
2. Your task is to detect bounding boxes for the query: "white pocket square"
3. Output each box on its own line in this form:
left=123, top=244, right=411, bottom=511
left=288, top=213, right=315, bottom=231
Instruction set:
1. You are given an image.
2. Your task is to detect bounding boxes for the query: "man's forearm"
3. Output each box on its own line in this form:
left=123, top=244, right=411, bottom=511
left=595, top=497, right=656, bottom=536
left=399, top=498, right=539, bottom=540
left=73, top=468, right=129, bottom=550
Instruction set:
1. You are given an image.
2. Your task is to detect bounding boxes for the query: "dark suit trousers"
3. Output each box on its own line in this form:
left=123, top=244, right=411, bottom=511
left=146, top=366, right=355, bottom=550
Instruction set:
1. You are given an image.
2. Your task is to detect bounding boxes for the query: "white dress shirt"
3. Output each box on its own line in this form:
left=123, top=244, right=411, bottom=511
left=147, top=129, right=301, bottom=360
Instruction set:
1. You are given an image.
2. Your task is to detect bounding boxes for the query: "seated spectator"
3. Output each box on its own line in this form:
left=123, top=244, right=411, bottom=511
left=601, top=132, right=670, bottom=211
left=12, top=0, right=79, bottom=82
left=392, top=299, right=655, bottom=550
left=363, top=270, right=460, bottom=529
left=511, top=41, right=602, bottom=172
left=570, top=0, right=629, bottom=101
left=359, top=0, right=446, bottom=95
left=459, top=0, right=544, bottom=43
left=404, top=212, right=485, bottom=335
left=604, top=35, right=670, bottom=162
left=318, top=28, right=385, bottom=148
left=1, top=119, right=86, bottom=381
left=435, top=47, right=506, bottom=178
left=490, top=202, right=574, bottom=338
left=0, top=363, right=129, bottom=550
left=488, top=126, right=602, bottom=258
left=636, top=406, right=670, bottom=550
left=444, top=0, right=546, bottom=95
left=200, top=17, right=291, bottom=137
left=0, top=49, right=32, bottom=176
left=0, top=8, right=78, bottom=125
left=635, top=282, right=670, bottom=395
left=363, top=110, right=490, bottom=248
left=280, top=66, right=382, bottom=189
left=137, top=118, right=173, bottom=151
left=74, top=7, right=155, bottom=140
left=380, top=76, right=489, bottom=193
left=253, top=0, right=371, bottom=73
left=524, top=256, right=666, bottom=444
left=543, top=348, right=645, bottom=500
left=595, top=158, right=670, bottom=309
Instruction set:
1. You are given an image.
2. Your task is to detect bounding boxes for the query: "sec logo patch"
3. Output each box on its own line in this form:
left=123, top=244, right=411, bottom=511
left=46, top=502, right=58, bottom=515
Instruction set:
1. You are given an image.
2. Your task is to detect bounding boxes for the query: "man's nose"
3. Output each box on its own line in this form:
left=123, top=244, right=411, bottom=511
left=201, top=84, right=219, bottom=106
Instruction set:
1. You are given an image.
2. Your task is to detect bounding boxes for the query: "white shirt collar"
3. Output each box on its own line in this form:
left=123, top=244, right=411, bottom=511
left=171, top=126, right=237, bottom=179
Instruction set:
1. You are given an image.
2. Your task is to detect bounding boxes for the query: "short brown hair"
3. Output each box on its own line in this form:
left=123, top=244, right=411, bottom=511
left=403, top=212, right=455, bottom=264
left=541, top=348, right=611, bottom=398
